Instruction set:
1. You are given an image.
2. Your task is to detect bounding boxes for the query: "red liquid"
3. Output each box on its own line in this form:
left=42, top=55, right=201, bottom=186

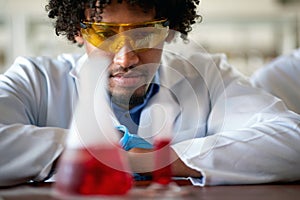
left=153, top=139, right=172, bottom=185
left=54, top=146, right=133, bottom=196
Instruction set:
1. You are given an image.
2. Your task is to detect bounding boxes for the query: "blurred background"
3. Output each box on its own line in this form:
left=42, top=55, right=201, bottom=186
left=0, top=0, right=299, bottom=76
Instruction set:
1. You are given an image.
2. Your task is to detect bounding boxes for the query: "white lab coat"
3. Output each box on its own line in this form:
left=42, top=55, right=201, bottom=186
left=0, top=41, right=299, bottom=186
left=251, top=48, right=300, bottom=114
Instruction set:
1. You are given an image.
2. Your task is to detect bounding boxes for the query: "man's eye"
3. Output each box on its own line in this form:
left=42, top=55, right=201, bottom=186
left=96, top=30, right=117, bottom=38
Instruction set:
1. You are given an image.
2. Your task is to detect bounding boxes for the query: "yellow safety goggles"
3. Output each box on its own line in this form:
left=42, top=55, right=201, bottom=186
left=80, top=18, right=169, bottom=53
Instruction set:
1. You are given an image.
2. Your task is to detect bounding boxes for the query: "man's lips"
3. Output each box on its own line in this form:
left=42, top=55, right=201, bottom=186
left=110, top=72, right=146, bottom=87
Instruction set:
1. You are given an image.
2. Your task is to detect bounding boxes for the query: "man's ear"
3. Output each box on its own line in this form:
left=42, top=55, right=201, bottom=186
left=75, top=34, right=84, bottom=47
left=165, top=31, right=176, bottom=43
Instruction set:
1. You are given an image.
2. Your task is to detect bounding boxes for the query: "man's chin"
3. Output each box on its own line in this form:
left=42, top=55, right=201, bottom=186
left=110, top=92, right=146, bottom=109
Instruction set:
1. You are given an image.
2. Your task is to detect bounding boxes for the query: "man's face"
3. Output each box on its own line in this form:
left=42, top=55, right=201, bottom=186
left=82, top=1, right=165, bottom=109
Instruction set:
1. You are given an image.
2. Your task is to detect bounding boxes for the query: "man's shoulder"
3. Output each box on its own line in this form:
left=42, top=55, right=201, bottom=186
left=162, top=44, right=230, bottom=78
left=11, top=53, right=83, bottom=74
left=163, top=39, right=228, bottom=66
left=2, top=53, right=84, bottom=85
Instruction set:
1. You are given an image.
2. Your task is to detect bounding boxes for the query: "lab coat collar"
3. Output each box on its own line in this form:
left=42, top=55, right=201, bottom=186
left=137, top=84, right=181, bottom=143
left=68, top=53, right=183, bottom=142
left=69, top=54, right=88, bottom=80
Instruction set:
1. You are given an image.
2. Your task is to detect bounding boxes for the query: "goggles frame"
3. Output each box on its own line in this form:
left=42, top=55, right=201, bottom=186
left=80, top=18, right=169, bottom=30
left=80, top=18, right=169, bottom=53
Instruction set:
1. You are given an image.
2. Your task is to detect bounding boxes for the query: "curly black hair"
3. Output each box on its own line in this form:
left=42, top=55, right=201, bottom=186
left=46, top=0, right=201, bottom=43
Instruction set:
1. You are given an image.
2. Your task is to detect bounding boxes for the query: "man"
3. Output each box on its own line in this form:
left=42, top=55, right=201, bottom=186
left=0, top=0, right=299, bottom=187
left=251, top=48, right=300, bottom=114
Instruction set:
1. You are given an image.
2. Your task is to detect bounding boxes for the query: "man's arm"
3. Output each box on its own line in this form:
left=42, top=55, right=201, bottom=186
left=127, top=147, right=202, bottom=178
left=0, top=56, right=72, bottom=186
left=0, top=124, right=66, bottom=186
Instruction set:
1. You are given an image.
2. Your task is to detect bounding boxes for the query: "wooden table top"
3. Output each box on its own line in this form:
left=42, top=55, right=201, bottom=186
left=1, top=180, right=300, bottom=200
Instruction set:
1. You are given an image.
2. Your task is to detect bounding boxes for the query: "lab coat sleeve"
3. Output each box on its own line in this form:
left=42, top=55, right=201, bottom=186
left=0, top=124, right=66, bottom=186
left=250, top=49, right=300, bottom=114
left=0, top=57, right=68, bottom=186
left=171, top=54, right=300, bottom=186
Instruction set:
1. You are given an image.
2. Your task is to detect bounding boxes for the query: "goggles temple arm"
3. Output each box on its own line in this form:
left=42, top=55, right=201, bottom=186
left=80, top=22, right=88, bottom=29
left=163, top=20, right=170, bottom=27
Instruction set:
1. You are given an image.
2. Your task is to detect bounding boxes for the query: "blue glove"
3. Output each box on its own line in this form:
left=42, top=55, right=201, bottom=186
left=116, top=125, right=153, bottom=151
left=116, top=125, right=153, bottom=181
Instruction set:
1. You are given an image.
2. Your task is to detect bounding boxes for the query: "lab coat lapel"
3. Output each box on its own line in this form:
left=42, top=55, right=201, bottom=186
left=69, top=54, right=88, bottom=98
left=137, top=86, right=181, bottom=144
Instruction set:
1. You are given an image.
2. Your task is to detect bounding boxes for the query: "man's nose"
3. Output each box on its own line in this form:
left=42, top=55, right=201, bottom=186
left=113, top=42, right=139, bottom=68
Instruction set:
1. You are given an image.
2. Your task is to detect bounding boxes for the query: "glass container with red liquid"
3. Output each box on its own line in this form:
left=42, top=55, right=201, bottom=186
left=53, top=57, right=133, bottom=199
left=142, top=104, right=190, bottom=197
left=152, top=138, right=172, bottom=185
left=54, top=146, right=132, bottom=197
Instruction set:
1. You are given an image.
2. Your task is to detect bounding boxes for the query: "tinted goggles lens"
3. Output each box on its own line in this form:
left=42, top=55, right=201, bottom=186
left=80, top=19, right=169, bottom=53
